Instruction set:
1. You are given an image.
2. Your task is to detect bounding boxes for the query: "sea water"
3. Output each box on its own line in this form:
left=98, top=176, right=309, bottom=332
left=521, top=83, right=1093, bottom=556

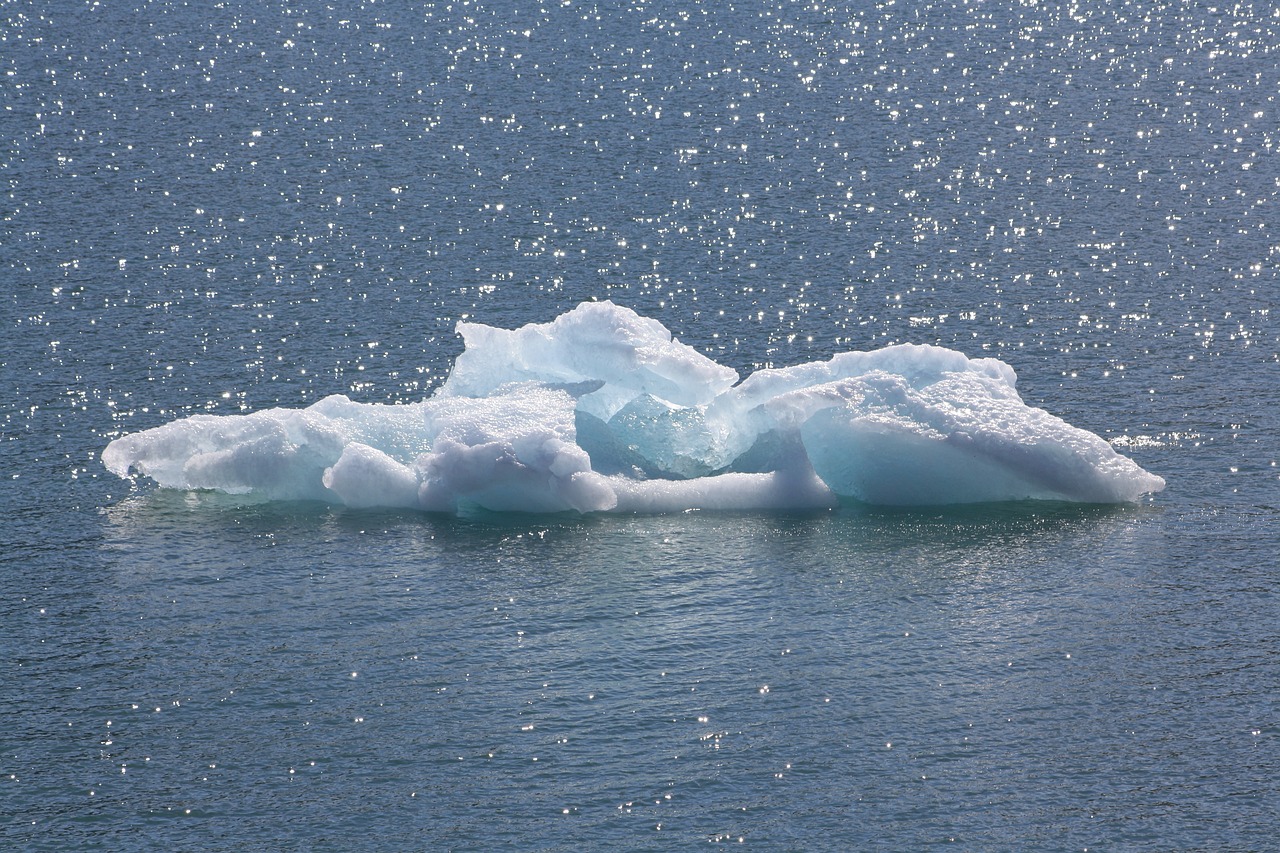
left=3, top=0, right=1278, bottom=849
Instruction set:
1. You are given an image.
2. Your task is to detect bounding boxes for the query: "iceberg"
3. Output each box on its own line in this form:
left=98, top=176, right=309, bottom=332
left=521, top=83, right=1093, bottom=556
left=103, top=301, right=1166, bottom=513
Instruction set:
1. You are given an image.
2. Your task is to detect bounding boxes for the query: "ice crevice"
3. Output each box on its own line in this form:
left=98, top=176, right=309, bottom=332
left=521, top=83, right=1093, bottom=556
left=103, top=300, right=1166, bottom=514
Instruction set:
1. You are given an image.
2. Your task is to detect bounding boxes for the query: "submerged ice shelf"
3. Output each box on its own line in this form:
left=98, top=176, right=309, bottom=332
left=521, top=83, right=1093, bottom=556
left=103, top=301, right=1165, bottom=513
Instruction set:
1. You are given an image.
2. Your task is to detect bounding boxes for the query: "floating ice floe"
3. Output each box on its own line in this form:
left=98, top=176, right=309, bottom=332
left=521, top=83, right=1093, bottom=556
left=103, top=300, right=1165, bottom=513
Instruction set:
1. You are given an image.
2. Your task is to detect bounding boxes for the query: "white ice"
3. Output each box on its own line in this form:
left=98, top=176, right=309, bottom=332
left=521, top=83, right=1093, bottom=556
left=103, top=300, right=1166, bottom=513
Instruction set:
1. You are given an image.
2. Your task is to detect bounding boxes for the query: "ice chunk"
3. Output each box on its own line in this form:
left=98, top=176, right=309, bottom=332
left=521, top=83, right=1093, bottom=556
left=323, top=442, right=420, bottom=509
left=789, top=371, right=1166, bottom=504
left=594, top=393, right=722, bottom=479
left=439, top=300, right=738, bottom=419
left=413, top=385, right=616, bottom=514
left=700, top=343, right=1021, bottom=471
left=608, top=468, right=836, bottom=513
left=104, top=302, right=1165, bottom=513
left=417, top=435, right=616, bottom=515
left=101, top=395, right=429, bottom=501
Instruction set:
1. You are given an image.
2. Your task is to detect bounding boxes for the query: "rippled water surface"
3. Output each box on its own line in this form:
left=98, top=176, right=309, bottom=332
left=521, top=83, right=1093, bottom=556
left=4, top=0, right=1278, bottom=849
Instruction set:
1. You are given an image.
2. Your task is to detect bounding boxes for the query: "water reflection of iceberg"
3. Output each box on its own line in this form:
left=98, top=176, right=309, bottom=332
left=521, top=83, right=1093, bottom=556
left=104, top=301, right=1165, bottom=514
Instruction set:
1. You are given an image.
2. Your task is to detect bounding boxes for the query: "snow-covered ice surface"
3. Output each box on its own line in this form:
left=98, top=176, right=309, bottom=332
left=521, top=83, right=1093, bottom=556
left=103, top=301, right=1165, bottom=513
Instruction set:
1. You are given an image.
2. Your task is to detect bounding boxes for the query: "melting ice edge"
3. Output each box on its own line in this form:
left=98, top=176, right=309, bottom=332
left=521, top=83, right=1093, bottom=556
left=104, top=301, right=1165, bottom=514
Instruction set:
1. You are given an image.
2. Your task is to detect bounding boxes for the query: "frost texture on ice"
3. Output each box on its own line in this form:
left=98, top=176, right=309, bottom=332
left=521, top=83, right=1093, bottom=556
left=103, top=301, right=1166, bottom=513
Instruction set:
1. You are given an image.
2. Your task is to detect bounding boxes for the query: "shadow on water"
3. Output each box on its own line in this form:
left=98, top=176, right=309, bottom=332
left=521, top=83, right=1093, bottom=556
left=101, top=487, right=1157, bottom=584
left=834, top=497, right=1156, bottom=543
left=104, top=486, right=1150, bottom=532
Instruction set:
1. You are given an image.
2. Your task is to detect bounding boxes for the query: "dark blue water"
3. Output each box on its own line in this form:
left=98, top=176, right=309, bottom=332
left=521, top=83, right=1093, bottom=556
left=3, top=0, right=1278, bottom=848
